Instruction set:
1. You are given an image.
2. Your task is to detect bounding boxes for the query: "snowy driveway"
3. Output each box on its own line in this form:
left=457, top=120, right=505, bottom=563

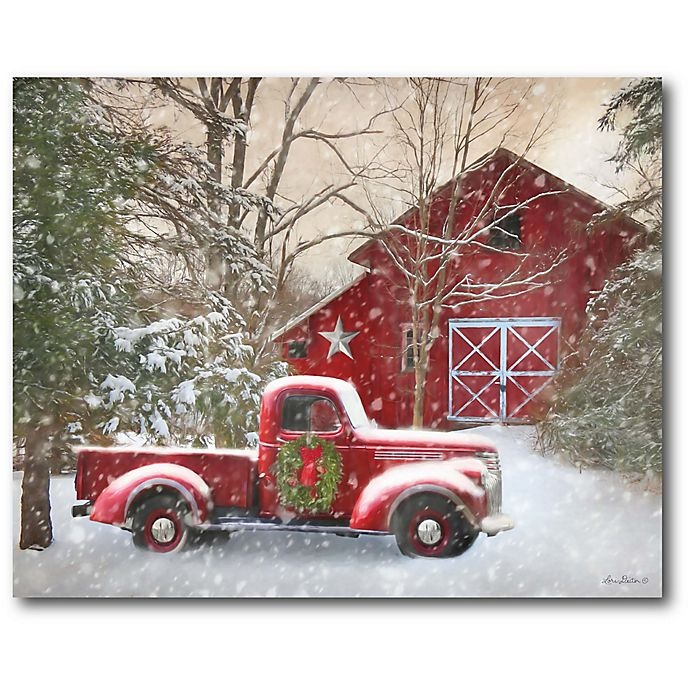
left=13, top=426, right=662, bottom=597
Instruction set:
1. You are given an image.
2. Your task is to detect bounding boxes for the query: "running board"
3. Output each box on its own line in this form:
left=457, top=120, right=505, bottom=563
left=198, top=519, right=385, bottom=539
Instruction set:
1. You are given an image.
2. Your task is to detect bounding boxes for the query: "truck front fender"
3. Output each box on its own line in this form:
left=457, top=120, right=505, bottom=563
left=90, top=463, right=213, bottom=528
left=350, top=461, right=486, bottom=533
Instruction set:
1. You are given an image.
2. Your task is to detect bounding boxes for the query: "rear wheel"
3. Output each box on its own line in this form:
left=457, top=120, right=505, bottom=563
left=391, top=492, right=478, bottom=558
left=131, top=494, right=191, bottom=553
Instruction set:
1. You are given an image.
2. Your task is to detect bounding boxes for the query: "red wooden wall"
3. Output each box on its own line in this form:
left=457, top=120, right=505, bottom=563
left=275, top=150, right=642, bottom=429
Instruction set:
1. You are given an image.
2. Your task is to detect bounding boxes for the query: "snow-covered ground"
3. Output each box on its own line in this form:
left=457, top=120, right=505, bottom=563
left=12, top=426, right=662, bottom=597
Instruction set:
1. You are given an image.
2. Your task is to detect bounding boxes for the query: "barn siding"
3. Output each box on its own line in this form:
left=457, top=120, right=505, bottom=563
left=276, top=150, right=641, bottom=429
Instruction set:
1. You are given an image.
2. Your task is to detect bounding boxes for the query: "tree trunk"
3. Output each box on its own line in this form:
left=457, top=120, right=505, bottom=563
left=411, top=308, right=432, bottom=428
left=205, top=121, right=225, bottom=291
left=19, top=426, right=54, bottom=550
left=412, top=375, right=425, bottom=428
left=412, top=354, right=428, bottom=428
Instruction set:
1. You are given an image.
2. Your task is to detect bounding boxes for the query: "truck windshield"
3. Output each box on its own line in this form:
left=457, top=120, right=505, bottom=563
left=339, top=387, right=370, bottom=429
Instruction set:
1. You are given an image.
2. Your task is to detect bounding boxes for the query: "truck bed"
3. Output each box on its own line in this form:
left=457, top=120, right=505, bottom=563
left=75, top=446, right=258, bottom=510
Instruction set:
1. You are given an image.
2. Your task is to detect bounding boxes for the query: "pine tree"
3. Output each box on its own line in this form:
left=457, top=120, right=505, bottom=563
left=13, top=78, right=153, bottom=548
left=539, top=78, right=662, bottom=477
left=14, top=79, right=288, bottom=548
left=75, top=81, right=286, bottom=449
left=90, top=305, right=287, bottom=448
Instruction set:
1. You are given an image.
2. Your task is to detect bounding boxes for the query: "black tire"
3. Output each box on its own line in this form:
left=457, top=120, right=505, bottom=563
left=131, top=493, right=191, bottom=553
left=390, top=492, right=478, bottom=558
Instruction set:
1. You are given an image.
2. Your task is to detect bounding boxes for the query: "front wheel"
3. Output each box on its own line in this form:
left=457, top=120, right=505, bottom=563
left=391, top=492, right=478, bottom=558
left=131, top=494, right=191, bottom=553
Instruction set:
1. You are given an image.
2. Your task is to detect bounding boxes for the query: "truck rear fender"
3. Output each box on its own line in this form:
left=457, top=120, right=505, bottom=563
left=90, top=463, right=213, bottom=528
left=350, top=462, right=486, bottom=533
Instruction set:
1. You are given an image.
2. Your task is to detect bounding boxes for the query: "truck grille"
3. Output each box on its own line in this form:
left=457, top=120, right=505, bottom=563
left=475, top=451, right=500, bottom=472
left=483, top=470, right=502, bottom=515
left=374, top=449, right=443, bottom=462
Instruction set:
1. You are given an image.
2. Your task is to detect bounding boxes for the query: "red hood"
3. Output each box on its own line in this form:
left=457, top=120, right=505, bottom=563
left=354, top=427, right=496, bottom=454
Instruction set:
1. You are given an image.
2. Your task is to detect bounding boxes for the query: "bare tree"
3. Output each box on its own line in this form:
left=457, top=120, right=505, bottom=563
left=355, top=78, right=566, bottom=427
left=106, top=77, right=391, bottom=348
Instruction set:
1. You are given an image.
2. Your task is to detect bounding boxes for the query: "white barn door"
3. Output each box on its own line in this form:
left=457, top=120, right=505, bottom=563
left=448, top=317, right=561, bottom=423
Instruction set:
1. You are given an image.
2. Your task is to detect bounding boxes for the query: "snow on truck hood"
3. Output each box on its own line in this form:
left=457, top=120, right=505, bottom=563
left=354, top=427, right=496, bottom=453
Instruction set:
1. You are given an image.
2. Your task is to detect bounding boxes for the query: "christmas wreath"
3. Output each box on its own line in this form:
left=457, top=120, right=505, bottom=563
left=275, top=434, right=343, bottom=513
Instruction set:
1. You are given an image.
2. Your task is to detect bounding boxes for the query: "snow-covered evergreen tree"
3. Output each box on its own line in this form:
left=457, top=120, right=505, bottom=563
left=539, top=78, right=662, bottom=477
left=81, top=81, right=287, bottom=448
left=90, top=303, right=287, bottom=448
left=14, top=79, right=286, bottom=549
left=13, top=78, right=155, bottom=548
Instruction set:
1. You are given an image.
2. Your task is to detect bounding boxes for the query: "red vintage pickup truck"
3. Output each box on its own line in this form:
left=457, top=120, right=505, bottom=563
left=73, top=376, right=513, bottom=558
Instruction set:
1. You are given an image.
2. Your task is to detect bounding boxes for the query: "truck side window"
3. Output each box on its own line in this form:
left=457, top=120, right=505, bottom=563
left=282, top=395, right=341, bottom=433
left=310, top=398, right=340, bottom=432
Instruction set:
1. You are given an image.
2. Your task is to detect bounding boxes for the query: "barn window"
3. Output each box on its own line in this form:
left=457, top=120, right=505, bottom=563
left=402, top=328, right=416, bottom=371
left=287, top=340, right=308, bottom=359
left=488, top=213, right=522, bottom=250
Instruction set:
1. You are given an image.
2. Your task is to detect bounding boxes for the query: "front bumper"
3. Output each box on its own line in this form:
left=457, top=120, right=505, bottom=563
left=480, top=513, right=514, bottom=536
left=71, top=502, right=92, bottom=518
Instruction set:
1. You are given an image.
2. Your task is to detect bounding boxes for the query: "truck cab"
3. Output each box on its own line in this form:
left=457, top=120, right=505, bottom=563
left=73, top=376, right=513, bottom=557
left=257, top=376, right=376, bottom=518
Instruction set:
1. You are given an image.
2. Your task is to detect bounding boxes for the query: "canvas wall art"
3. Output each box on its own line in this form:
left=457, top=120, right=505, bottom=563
left=12, top=76, right=662, bottom=597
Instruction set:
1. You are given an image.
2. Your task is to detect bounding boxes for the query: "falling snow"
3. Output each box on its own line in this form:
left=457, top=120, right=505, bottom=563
left=13, top=426, right=661, bottom=597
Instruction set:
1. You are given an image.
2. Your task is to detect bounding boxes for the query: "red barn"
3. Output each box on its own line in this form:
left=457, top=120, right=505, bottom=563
left=272, top=148, right=644, bottom=429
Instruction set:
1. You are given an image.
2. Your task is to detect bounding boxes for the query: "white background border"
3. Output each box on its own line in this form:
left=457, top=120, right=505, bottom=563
left=2, top=2, right=683, bottom=688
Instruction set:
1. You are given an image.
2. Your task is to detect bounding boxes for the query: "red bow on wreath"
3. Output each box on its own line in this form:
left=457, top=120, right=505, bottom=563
left=298, top=445, right=323, bottom=493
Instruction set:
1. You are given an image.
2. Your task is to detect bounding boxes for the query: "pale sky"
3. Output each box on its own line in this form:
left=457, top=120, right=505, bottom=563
left=145, top=77, right=632, bottom=278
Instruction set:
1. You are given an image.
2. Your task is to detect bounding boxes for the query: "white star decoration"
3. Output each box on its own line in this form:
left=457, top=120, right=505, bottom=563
left=318, top=316, right=359, bottom=360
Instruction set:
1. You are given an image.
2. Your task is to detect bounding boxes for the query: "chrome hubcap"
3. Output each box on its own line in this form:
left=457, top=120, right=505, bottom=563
left=417, top=518, right=443, bottom=546
left=150, top=517, right=176, bottom=544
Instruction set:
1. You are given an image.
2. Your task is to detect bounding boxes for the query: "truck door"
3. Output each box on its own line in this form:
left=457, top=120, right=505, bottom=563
left=261, top=393, right=367, bottom=519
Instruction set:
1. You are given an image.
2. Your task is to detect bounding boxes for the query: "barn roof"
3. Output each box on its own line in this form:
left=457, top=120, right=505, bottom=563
left=271, top=146, right=646, bottom=342
left=348, top=146, right=647, bottom=266
left=270, top=270, right=367, bottom=341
